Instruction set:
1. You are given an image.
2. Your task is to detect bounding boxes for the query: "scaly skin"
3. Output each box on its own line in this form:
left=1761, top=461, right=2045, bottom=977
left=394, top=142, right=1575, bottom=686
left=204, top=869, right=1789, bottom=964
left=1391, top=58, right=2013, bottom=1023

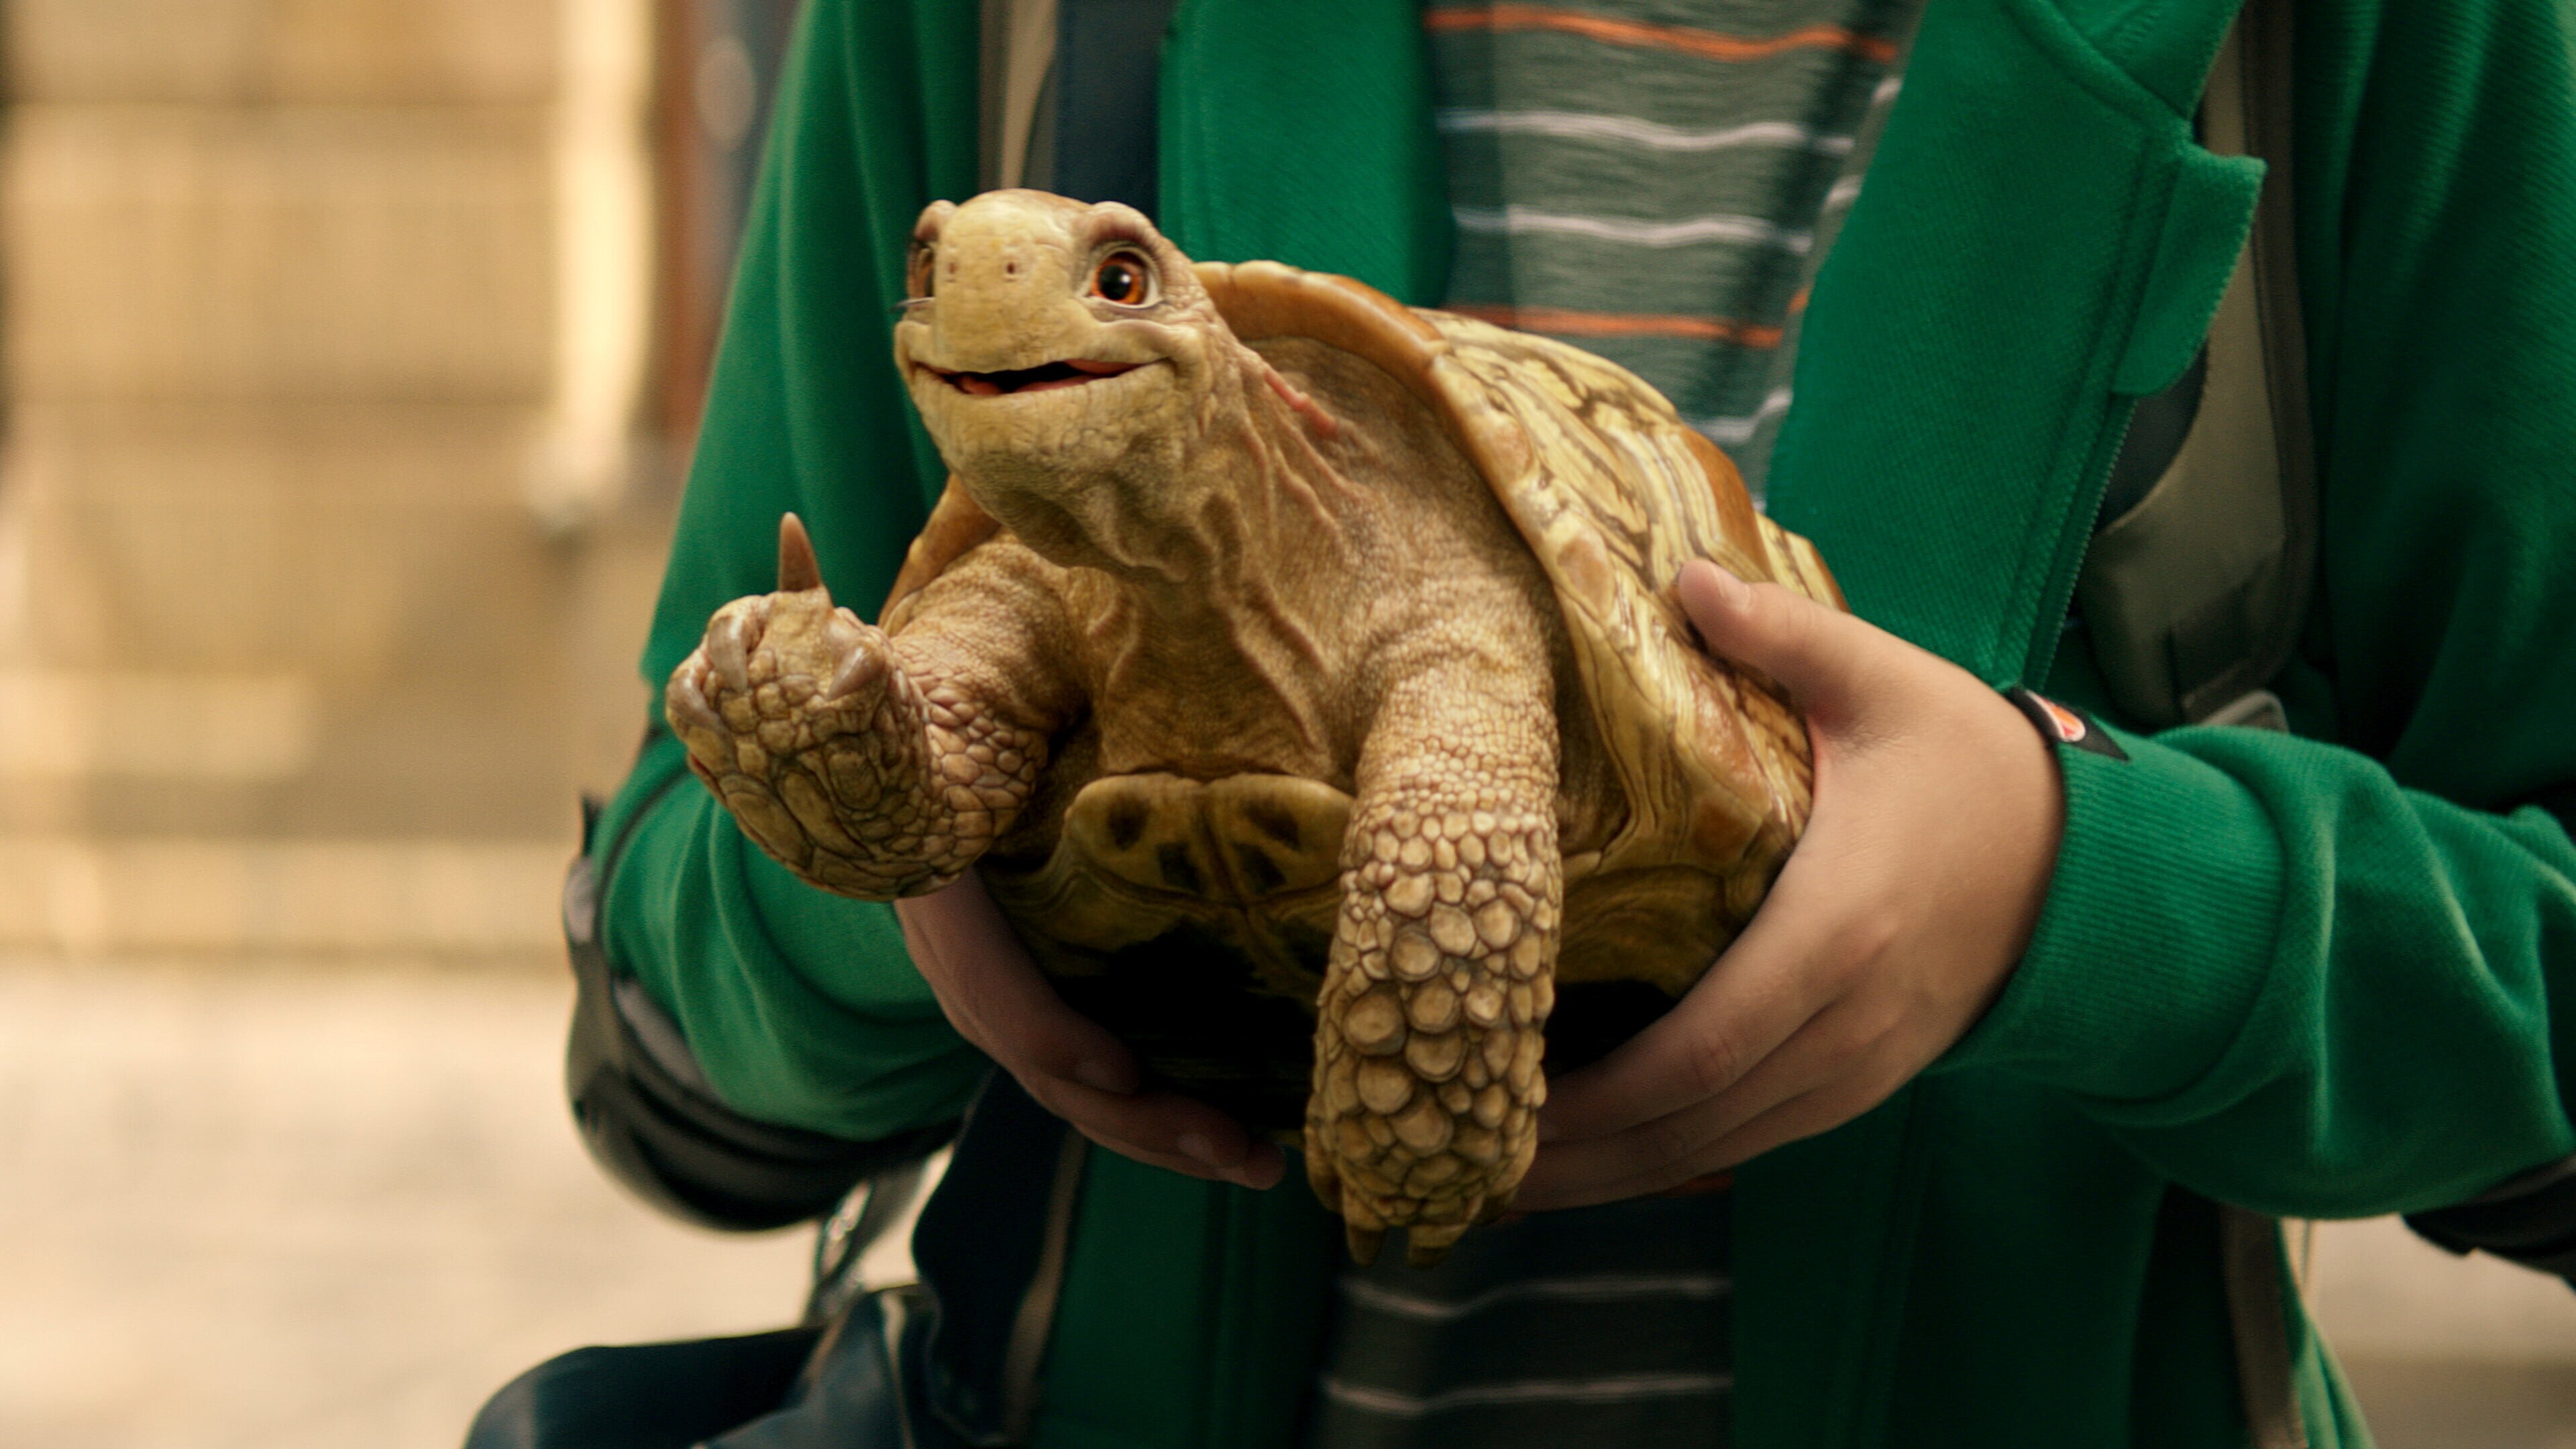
left=1307, top=674, right=1562, bottom=1267
left=665, top=517, right=1051, bottom=898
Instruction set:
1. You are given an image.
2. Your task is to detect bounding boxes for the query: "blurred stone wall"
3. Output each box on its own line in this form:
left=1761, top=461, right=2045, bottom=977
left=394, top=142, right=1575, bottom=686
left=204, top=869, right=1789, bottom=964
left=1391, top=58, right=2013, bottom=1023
left=0, top=0, right=672, bottom=955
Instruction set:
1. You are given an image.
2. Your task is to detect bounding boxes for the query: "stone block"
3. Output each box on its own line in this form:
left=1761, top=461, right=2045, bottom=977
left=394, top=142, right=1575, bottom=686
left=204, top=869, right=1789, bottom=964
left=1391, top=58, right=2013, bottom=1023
left=5, top=0, right=560, bottom=105
left=0, top=402, right=563, bottom=835
left=0, top=669, right=316, bottom=783
left=0, top=837, right=566, bottom=953
left=3, top=105, right=554, bottom=404
left=0, top=402, right=673, bottom=839
left=2, top=403, right=551, bottom=674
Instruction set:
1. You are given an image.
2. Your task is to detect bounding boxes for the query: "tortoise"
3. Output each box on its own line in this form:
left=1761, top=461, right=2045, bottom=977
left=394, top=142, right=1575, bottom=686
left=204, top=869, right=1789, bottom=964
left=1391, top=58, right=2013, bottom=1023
left=664, top=189, right=1842, bottom=1266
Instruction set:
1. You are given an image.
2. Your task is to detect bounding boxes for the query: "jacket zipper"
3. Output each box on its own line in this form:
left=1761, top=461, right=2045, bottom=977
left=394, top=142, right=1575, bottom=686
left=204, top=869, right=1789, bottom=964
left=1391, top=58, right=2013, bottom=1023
left=2023, top=395, right=2139, bottom=688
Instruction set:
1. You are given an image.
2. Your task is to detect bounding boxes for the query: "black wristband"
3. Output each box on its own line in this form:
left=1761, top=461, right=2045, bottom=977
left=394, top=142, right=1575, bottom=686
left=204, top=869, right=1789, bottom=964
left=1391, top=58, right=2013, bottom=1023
left=2005, top=688, right=2130, bottom=761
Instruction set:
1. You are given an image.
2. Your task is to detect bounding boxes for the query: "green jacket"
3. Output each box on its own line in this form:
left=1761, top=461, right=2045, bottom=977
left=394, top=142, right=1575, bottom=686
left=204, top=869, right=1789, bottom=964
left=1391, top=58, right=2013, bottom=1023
left=597, top=0, right=2576, bottom=1443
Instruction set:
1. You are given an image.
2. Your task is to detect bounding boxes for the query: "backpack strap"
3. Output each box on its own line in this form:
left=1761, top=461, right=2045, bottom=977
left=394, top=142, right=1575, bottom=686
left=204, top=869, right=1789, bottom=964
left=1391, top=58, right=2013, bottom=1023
left=2075, top=0, right=2317, bottom=729
left=2220, top=1199, right=2310, bottom=1449
left=2093, top=4, right=2317, bottom=1443
left=563, top=750, right=961, bottom=1232
left=979, top=0, right=1061, bottom=192
left=2210, top=11, right=2316, bottom=1439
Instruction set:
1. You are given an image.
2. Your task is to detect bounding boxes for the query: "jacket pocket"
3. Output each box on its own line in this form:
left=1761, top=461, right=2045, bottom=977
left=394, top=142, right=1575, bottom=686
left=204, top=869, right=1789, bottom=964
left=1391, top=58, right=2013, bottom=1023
left=2114, top=143, right=2265, bottom=396
left=1764, top=0, right=2259, bottom=688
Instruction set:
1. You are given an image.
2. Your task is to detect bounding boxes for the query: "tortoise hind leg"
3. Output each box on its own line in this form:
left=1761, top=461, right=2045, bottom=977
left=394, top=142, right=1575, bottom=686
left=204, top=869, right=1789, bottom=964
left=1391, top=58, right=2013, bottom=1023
left=1305, top=675, right=1562, bottom=1267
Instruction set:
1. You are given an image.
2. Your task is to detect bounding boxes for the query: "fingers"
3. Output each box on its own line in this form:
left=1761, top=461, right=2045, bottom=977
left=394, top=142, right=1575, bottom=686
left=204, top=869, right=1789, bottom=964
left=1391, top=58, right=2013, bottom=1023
left=1536, top=839, right=1860, bottom=1142
left=777, top=513, right=826, bottom=594
left=897, top=876, right=1137, bottom=1093
left=1042, top=1079, right=1287, bottom=1189
left=1674, top=559, right=1879, bottom=723
left=1515, top=992, right=1898, bottom=1209
left=1681, top=1078, right=1895, bottom=1181
left=894, top=877, right=1283, bottom=1191
left=1512, top=559, right=2057, bottom=1214
left=1521, top=556, right=1935, bottom=1162
left=1517, top=1079, right=1868, bottom=1211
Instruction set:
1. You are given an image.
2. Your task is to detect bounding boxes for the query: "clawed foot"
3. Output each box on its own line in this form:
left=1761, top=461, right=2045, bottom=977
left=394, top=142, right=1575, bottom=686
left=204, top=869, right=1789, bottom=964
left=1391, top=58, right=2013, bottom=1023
left=667, top=516, right=893, bottom=749
left=666, top=515, right=1020, bottom=897
left=1305, top=793, right=1562, bottom=1268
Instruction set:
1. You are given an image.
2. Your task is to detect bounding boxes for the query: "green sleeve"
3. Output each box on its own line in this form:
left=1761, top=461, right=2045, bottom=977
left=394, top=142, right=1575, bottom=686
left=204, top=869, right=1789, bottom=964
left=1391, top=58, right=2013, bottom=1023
left=1945, top=0, right=2576, bottom=1217
left=1946, top=729, right=2576, bottom=1216
left=592, top=0, right=990, bottom=1140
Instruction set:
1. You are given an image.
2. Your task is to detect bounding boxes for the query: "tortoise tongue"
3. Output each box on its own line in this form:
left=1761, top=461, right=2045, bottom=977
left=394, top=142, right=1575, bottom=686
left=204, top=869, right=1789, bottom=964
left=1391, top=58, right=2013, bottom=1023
left=1014, top=370, right=1108, bottom=394
left=947, top=358, right=1142, bottom=396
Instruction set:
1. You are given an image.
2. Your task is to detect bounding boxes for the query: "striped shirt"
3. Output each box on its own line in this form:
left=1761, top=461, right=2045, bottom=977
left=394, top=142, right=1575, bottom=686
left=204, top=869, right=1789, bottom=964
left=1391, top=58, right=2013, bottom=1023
left=1426, top=0, right=1919, bottom=499
left=1309, top=1187, right=1737, bottom=1448
left=1311, top=6, right=1919, bottom=1445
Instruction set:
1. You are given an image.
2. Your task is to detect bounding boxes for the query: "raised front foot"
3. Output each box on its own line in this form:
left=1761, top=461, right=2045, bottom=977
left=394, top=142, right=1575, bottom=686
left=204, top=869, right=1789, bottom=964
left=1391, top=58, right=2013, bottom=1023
left=664, top=515, right=1041, bottom=898
left=1305, top=773, right=1562, bottom=1268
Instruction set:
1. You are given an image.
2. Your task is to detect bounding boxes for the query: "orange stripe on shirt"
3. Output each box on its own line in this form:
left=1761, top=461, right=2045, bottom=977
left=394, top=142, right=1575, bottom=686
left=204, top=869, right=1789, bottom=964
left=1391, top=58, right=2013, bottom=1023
left=1447, top=304, right=1784, bottom=348
left=1425, top=6, right=1900, bottom=66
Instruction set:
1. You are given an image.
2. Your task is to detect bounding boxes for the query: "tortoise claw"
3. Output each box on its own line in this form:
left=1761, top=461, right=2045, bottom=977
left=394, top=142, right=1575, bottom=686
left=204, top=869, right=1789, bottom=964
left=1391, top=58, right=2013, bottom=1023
left=777, top=513, right=825, bottom=594
left=708, top=612, right=755, bottom=693
left=1344, top=1224, right=1385, bottom=1267
left=1303, top=1128, right=1342, bottom=1205
left=666, top=660, right=724, bottom=737
left=1406, top=1232, right=1458, bottom=1271
left=826, top=641, right=890, bottom=701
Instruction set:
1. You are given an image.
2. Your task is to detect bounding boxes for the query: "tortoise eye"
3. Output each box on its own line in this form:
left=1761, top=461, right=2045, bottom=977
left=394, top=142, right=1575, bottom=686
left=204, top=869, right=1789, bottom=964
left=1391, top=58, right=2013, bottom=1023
left=1090, top=250, right=1155, bottom=306
left=905, top=241, right=936, bottom=302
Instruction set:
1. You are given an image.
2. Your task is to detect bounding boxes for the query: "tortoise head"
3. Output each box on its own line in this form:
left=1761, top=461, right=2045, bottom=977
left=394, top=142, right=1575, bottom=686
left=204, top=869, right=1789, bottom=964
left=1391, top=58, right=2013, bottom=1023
left=895, top=191, right=1241, bottom=563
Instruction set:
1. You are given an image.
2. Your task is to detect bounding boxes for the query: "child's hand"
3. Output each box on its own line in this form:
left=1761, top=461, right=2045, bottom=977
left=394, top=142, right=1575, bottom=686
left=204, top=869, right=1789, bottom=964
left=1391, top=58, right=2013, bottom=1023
left=896, top=872, right=1287, bottom=1191
left=1515, top=560, right=2064, bottom=1209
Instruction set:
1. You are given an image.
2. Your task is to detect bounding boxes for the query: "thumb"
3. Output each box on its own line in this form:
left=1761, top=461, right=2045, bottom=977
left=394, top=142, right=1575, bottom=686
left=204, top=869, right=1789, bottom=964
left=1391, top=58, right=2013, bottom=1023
left=1674, top=559, right=1874, bottom=720
left=777, top=513, right=828, bottom=596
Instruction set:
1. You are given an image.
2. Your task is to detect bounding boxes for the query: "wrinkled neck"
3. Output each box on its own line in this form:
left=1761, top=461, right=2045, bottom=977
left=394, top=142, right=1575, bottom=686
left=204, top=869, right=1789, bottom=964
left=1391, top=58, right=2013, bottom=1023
left=969, top=346, right=1360, bottom=598
left=996, top=350, right=1367, bottom=773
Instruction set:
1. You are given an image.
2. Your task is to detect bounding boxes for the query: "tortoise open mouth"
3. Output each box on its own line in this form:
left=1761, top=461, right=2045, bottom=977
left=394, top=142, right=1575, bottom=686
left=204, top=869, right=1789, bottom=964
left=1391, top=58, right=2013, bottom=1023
left=924, top=358, right=1146, bottom=396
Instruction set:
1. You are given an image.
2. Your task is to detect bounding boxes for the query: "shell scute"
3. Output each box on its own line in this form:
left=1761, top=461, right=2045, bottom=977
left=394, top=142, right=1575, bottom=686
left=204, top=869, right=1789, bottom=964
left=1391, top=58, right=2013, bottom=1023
left=1181, top=260, right=1841, bottom=981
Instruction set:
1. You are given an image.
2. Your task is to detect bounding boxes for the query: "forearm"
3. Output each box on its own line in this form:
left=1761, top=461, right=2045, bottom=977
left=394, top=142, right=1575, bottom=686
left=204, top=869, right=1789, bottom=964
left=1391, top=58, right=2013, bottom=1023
left=1941, top=721, right=2576, bottom=1217
left=598, top=728, right=991, bottom=1140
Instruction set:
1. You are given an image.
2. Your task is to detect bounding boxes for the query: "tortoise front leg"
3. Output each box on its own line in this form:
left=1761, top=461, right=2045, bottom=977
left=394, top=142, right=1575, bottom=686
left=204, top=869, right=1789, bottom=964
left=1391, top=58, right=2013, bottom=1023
left=1308, top=673, right=1562, bottom=1268
left=665, top=516, right=1072, bottom=899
